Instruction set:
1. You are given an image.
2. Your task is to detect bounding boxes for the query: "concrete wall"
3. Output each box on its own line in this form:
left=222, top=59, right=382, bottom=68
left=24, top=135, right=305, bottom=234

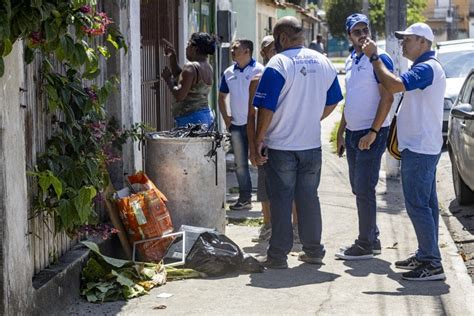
left=232, top=0, right=258, bottom=59
left=256, top=1, right=278, bottom=63
left=0, top=42, right=34, bottom=315
left=104, top=1, right=142, bottom=189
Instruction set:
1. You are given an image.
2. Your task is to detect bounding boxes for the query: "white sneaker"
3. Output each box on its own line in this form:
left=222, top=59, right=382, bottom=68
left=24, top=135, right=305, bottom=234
left=251, top=224, right=271, bottom=242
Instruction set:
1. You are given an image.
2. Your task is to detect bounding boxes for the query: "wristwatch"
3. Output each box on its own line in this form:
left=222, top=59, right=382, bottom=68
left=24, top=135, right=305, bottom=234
left=369, top=53, right=380, bottom=63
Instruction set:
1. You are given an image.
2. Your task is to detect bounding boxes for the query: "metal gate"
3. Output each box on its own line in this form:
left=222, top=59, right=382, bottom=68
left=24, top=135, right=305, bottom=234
left=140, top=0, right=179, bottom=131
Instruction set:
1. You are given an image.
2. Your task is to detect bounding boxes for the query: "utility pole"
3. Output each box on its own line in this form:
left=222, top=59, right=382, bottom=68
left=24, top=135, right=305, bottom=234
left=384, top=0, right=407, bottom=178
left=362, top=0, right=369, bottom=16
left=446, top=0, right=453, bottom=40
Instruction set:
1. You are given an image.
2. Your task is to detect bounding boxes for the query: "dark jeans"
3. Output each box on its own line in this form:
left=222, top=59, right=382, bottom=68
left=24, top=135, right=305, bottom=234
left=229, top=124, right=252, bottom=202
left=265, top=148, right=325, bottom=262
left=401, top=149, right=442, bottom=267
left=345, top=127, right=389, bottom=249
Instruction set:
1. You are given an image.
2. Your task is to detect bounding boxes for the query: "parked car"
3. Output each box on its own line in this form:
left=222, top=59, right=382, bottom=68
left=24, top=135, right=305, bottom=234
left=447, top=69, right=474, bottom=205
left=436, top=39, right=474, bottom=140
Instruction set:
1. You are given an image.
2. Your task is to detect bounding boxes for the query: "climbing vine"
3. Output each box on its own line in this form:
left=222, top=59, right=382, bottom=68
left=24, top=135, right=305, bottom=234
left=0, top=0, right=144, bottom=237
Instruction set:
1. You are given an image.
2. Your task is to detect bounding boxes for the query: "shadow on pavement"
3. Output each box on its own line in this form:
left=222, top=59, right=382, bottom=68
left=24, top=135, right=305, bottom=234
left=363, top=280, right=450, bottom=297
left=447, top=200, right=474, bottom=235
left=342, top=257, right=394, bottom=277
left=379, top=176, right=406, bottom=214
left=343, top=258, right=451, bottom=296
left=247, top=264, right=340, bottom=289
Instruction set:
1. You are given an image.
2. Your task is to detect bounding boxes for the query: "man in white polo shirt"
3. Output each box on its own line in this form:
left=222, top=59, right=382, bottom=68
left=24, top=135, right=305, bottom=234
left=253, top=16, right=343, bottom=269
left=335, top=13, right=394, bottom=261
left=362, top=23, right=447, bottom=281
left=219, top=39, right=264, bottom=210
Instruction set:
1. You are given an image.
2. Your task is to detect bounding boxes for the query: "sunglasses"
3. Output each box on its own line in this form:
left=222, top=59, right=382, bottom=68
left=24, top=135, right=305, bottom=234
left=351, top=27, right=370, bottom=37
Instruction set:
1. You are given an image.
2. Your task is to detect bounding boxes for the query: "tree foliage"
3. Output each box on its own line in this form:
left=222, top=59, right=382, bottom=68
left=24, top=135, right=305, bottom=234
left=324, top=0, right=362, bottom=38
left=325, top=0, right=427, bottom=38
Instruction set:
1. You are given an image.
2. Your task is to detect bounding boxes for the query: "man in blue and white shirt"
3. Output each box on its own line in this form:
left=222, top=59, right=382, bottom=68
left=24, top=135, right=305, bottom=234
left=253, top=16, right=343, bottom=269
left=219, top=39, right=264, bottom=210
left=362, top=23, right=447, bottom=281
left=335, top=14, right=394, bottom=261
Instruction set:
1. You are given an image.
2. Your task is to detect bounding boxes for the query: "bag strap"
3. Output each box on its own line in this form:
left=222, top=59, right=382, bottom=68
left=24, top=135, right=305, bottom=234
left=394, top=93, right=404, bottom=116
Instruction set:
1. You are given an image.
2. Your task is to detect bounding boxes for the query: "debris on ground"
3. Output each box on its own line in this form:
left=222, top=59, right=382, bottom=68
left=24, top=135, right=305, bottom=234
left=80, top=241, right=202, bottom=303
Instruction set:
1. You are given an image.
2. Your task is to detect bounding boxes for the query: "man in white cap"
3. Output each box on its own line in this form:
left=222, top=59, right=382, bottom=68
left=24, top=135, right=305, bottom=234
left=362, top=22, right=447, bottom=281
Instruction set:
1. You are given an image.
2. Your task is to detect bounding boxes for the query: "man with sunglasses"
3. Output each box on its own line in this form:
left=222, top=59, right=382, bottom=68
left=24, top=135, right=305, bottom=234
left=335, top=14, right=394, bottom=261
left=362, top=23, right=446, bottom=281
left=253, top=16, right=343, bottom=269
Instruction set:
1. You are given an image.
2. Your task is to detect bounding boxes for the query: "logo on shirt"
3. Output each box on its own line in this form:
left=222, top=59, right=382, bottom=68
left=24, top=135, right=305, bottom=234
left=300, top=67, right=307, bottom=76
left=357, top=65, right=367, bottom=72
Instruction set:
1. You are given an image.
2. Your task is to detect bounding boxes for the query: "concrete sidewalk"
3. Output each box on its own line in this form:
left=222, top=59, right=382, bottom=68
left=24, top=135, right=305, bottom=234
left=68, top=113, right=473, bottom=315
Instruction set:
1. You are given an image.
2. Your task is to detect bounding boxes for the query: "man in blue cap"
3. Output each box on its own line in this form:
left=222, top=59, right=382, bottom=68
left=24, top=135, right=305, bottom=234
left=335, top=13, right=394, bottom=260
left=362, top=23, right=446, bottom=281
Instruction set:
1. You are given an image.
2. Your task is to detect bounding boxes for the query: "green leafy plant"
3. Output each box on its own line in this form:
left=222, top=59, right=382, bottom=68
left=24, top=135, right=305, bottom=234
left=1, top=0, right=144, bottom=237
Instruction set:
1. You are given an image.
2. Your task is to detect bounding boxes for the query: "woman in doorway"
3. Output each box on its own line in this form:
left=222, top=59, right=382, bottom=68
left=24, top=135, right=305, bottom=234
left=161, top=32, right=216, bottom=128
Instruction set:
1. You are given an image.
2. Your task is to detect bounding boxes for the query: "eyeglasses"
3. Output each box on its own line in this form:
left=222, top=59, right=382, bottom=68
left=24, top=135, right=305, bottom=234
left=351, top=27, right=370, bottom=37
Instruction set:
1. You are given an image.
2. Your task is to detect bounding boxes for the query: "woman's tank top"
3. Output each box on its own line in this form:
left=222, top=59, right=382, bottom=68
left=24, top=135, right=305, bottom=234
left=173, top=62, right=211, bottom=117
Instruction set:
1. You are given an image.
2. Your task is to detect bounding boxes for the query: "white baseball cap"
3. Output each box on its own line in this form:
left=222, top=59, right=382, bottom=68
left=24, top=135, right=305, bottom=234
left=395, top=22, right=434, bottom=42
left=261, top=35, right=274, bottom=48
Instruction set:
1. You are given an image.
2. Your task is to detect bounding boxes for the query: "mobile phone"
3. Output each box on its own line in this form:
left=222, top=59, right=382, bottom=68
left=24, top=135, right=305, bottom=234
left=261, top=146, right=268, bottom=157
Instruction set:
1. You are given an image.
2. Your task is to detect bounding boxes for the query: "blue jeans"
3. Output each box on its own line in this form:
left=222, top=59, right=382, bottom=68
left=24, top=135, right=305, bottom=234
left=265, top=148, right=325, bottom=262
left=175, top=107, right=214, bottom=128
left=345, top=127, right=389, bottom=249
left=229, top=124, right=252, bottom=202
left=401, top=149, right=442, bottom=267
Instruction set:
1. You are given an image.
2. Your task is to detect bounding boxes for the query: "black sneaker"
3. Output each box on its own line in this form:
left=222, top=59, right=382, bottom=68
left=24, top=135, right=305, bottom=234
left=335, top=244, right=374, bottom=260
left=373, top=239, right=381, bottom=255
left=260, top=257, right=288, bottom=269
left=229, top=200, right=252, bottom=210
left=395, top=255, right=423, bottom=270
left=402, top=263, right=446, bottom=281
left=298, top=252, right=323, bottom=265
left=340, top=239, right=381, bottom=255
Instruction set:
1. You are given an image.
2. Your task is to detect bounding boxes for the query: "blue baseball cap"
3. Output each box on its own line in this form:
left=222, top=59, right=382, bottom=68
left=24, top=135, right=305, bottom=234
left=345, top=13, right=370, bottom=33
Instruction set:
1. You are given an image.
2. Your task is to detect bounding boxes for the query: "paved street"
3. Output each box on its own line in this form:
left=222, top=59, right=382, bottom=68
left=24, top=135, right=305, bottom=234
left=68, top=109, right=473, bottom=316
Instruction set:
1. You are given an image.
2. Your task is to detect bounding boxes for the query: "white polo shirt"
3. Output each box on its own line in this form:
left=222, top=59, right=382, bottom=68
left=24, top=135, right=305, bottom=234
left=220, top=59, right=264, bottom=126
left=398, top=51, right=446, bottom=155
left=253, top=47, right=343, bottom=150
left=344, top=50, right=394, bottom=131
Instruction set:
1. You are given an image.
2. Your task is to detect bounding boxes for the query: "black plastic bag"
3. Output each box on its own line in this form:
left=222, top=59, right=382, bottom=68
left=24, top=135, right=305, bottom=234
left=185, top=232, right=262, bottom=276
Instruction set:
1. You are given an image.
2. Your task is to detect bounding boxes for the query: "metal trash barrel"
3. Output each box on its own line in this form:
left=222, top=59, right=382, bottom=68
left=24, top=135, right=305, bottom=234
left=145, top=134, right=226, bottom=233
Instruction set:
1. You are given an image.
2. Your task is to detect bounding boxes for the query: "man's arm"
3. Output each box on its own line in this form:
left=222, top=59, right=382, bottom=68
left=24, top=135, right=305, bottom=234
left=247, top=77, right=260, bottom=166
left=336, top=111, right=347, bottom=157
left=362, top=39, right=405, bottom=94
left=218, top=92, right=231, bottom=129
left=255, top=108, right=274, bottom=164
left=358, top=83, right=395, bottom=150
left=321, top=104, right=337, bottom=120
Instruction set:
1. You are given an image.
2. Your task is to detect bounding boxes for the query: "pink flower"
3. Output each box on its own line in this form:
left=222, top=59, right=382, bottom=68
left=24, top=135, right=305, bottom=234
left=30, top=31, right=44, bottom=45
left=80, top=5, right=92, bottom=14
